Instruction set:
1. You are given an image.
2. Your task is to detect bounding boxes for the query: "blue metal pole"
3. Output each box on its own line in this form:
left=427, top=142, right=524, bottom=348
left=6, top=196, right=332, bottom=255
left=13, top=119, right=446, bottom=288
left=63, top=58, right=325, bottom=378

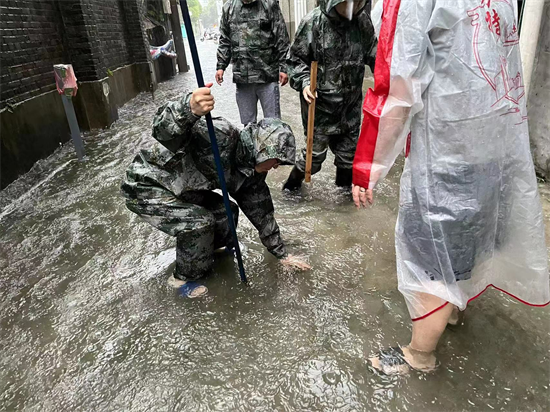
left=179, top=0, right=247, bottom=283
left=61, top=94, right=85, bottom=161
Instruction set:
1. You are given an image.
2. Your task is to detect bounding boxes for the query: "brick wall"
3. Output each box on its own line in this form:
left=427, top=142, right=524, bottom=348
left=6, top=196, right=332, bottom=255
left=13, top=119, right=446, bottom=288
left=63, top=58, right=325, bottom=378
left=98, top=1, right=131, bottom=70
left=123, top=0, right=150, bottom=64
left=57, top=0, right=149, bottom=81
left=0, top=0, right=67, bottom=108
left=0, top=0, right=150, bottom=109
left=57, top=0, right=103, bottom=81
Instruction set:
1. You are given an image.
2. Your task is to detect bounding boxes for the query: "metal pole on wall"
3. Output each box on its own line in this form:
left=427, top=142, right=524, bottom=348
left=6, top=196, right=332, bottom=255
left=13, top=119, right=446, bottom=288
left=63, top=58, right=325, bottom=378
left=61, top=95, right=85, bottom=160
left=179, top=0, right=247, bottom=283
left=54, top=64, right=85, bottom=160
left=519, top=0, right=544, bottom=99
left=170, top=0, right=189, bottom=73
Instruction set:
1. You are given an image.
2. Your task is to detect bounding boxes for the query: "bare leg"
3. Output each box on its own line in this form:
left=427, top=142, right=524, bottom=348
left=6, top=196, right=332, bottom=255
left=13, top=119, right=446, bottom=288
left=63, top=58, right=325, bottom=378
left=402, top=302, right=454, bottom=370
left=370, top=295, right=454, bottom=374
left=447, top=305, right=460, bottom=326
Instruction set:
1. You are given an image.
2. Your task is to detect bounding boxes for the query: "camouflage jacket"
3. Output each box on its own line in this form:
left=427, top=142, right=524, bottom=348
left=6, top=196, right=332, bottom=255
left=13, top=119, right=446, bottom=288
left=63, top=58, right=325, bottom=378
left=287, top=0, right=377, bottom=135
left=122, top=93, right=296, bottom=259
left=217, top=0, right=290, bottom=84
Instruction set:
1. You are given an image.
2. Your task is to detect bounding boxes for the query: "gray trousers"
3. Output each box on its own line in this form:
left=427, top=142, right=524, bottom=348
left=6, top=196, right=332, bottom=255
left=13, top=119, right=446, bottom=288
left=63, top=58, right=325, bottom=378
left=236, top=82, right=281, bottom=125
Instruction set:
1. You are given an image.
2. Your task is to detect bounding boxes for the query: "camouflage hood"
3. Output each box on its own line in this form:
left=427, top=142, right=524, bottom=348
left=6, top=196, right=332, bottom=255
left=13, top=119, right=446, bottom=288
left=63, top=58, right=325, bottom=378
left=321, top=0, right=368, bottom=21
left=237, top=118, right=296, bottom=176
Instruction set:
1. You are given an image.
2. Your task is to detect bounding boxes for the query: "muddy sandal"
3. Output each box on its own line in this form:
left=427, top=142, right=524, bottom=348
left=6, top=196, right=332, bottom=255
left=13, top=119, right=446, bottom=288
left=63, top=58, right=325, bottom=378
left=179, top=281, right=208, bottom=298
left=369, top=346, right=411, bottom=376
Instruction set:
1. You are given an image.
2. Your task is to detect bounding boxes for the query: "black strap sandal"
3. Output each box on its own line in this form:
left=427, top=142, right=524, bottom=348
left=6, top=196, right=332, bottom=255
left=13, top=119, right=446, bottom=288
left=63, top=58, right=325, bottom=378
left=369, top=346, right=411, bottom=376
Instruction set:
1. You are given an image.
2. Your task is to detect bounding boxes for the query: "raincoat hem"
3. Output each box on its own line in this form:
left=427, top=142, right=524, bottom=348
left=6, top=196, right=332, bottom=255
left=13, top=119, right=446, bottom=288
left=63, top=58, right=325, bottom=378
left=410, top=302, right=449, bottom=322
left=411, top=284, right=550, bottom=322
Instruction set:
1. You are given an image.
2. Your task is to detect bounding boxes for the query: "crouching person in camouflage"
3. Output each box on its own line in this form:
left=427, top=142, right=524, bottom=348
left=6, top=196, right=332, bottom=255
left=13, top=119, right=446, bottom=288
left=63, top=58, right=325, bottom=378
left=283, top=0, right=377, bottom=191
left=121, top=86, right=310, bottom=297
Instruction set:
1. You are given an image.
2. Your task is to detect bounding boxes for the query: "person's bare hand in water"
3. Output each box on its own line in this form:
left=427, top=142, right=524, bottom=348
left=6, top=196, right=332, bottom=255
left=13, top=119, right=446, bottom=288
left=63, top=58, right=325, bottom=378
left=190, top=83, right=215, bottom=116
left=281, top=255, right=311, bottom=271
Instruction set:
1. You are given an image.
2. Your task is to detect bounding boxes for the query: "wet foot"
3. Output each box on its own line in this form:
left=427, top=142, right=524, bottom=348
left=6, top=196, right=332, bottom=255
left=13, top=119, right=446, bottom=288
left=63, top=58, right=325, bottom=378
left=447, top=305, right=464, bottom=326
left=369, top=345, right=437, bottom=376
left=167, top=275, right=208, bottom=298
left=214, top=242, right=248, bottom=255
left=282, top=167, right=305, bottom=191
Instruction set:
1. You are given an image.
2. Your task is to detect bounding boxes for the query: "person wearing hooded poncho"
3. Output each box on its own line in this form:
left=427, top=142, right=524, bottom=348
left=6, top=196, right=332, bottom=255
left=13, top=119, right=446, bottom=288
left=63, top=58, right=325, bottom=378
left=121, top=87, right=309, bottom=296
left=352, top=0, right=550, bottom=374
left=283, top=0, right=377, bottom=190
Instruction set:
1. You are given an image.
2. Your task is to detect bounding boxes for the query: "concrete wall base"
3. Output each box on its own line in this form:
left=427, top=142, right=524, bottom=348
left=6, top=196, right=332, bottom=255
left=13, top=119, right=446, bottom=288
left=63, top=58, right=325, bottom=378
left=1, top=90, right=70, bottom=189
left=528, top=0, right=550, bottom=180
left=73, top=62, right=152, bottom=130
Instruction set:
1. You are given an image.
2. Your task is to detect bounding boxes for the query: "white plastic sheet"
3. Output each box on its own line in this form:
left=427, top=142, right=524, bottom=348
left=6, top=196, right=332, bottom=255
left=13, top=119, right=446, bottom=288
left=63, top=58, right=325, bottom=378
left=353, top=0, right=549, bottom=319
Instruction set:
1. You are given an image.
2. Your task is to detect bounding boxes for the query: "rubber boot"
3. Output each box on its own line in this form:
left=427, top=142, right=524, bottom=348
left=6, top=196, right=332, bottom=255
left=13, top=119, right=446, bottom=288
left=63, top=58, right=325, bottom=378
left=283, top=166, right=305, bottom=191
left=335, top=168, right=353, bottom=187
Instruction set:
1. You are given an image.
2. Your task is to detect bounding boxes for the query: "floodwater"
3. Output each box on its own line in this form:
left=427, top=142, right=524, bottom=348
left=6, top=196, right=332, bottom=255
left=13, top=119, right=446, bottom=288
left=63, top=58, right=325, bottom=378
left=1, top=41, right=549, bottom=412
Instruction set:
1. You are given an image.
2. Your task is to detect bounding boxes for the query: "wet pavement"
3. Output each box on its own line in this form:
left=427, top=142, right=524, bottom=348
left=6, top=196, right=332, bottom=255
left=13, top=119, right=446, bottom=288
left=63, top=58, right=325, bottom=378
left=1, top=41, right=549, bottom=412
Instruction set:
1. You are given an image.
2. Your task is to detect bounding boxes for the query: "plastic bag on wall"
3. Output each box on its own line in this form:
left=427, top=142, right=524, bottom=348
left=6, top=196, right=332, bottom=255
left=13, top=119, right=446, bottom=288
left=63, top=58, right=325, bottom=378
left=54, top=64, right=78, bottom=97
left=150, top=39, right=177, bottom=60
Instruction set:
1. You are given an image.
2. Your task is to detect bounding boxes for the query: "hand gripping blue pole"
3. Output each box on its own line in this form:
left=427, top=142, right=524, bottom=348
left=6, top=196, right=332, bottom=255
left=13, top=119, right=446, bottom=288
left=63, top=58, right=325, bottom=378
left=179, top=0, right=247, bottom=283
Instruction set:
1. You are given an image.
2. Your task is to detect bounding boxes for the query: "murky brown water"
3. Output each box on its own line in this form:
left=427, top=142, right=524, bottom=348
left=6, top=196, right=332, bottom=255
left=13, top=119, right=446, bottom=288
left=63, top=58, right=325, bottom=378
left=1, top=41, right=549, bottom=412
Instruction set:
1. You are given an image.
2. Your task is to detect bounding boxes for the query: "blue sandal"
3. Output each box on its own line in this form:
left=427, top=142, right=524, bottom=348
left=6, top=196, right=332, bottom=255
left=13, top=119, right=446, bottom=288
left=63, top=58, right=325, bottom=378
left=179, top=281, right=208, bottom=298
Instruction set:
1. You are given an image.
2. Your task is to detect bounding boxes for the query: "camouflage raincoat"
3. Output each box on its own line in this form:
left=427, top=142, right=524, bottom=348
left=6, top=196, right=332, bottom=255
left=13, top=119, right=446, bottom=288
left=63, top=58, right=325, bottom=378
left=217, top=0, right=290, bottom=84
left=121, top=93, right=296, bottom=279
left=287, top=0, right=377, bottom=136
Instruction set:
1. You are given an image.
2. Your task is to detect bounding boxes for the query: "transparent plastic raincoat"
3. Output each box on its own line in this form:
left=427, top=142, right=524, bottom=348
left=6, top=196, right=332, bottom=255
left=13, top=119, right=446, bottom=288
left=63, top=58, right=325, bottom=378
left=353, top=0, right=549, bottom=319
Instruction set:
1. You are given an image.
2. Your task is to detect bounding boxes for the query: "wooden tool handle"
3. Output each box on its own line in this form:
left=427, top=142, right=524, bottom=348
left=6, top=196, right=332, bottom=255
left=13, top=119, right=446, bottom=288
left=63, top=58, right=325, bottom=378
left=305, top=61, right=318, bottom=183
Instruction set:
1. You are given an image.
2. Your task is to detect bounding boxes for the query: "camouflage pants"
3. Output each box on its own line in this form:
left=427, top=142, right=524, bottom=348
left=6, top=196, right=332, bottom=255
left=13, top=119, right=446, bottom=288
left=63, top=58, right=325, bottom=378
left=126, top=186, right=239, bottom=281
left=295, top=132, right=359, bottom=174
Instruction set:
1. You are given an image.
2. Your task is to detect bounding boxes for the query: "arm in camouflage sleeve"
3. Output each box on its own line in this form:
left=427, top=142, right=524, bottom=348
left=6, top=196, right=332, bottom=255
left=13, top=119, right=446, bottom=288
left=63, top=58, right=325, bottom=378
left=365, top=40, right=377, bottom=73
left=272, top=1, right=290, bottom=74
left=151, top=92, right=200, bottom=153
left=233, top=179, right=287, bottom=259
left=363, top=15, right=378, bottom=73
left=216, top=3, right=232, bottom=71
left=287, top=14, right=315, bottom=92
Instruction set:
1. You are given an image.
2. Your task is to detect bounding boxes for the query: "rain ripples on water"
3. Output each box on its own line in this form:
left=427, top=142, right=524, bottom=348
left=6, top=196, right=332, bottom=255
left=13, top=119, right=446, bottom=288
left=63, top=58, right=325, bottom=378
left=1, top=42, right=549, bottom=411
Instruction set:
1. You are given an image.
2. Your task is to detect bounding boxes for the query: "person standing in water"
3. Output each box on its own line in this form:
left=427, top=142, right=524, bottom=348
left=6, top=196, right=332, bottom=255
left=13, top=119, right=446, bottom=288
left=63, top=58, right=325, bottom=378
left=121, top=86, right=310, bottom=297
left=216, top=0, right=290, bottom=126
left=353, top=0, right=549, bottom=374
left=283, top=0, right=377, bottom=190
